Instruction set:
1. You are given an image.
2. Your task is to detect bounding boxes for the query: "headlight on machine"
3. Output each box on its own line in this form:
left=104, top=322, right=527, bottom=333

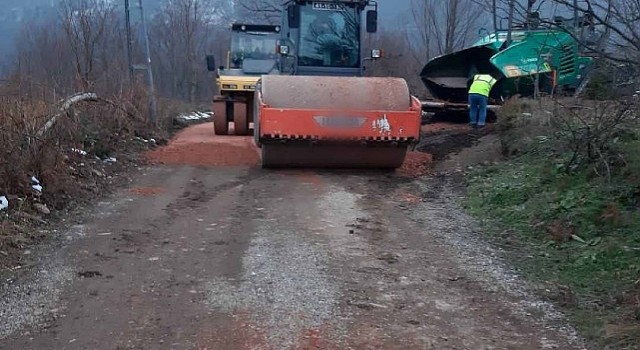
left=222, top=84, right=238, bottom=89
left=243, top=85, right=256, bottom=90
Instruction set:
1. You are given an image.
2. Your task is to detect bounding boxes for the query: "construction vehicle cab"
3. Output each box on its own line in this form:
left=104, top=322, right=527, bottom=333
left=206, top=24, right=281, bottom=135
left=253, top=0, right=422, bottom=169
left=276, top=0, right=379, bottom=76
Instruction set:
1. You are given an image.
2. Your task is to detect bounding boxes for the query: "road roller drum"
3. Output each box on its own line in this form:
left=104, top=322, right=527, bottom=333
left=255, top=75, right=422, bottom=169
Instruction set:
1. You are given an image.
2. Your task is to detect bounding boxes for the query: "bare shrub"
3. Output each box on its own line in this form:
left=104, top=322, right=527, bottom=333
left=0, top=85, right=149, bottom=201
left=496, top=96, right=549, bottom=155
left=0, top=97, right=52, bottom=197
left=497, top=96, right=640, bottom=180
left=551, top=100, right=638, bottom=179
left=0, top=0, right=200, bottom=265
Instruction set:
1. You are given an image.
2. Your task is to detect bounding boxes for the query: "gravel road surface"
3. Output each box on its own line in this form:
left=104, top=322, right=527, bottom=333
left=0, top=123, right=584, bottom=349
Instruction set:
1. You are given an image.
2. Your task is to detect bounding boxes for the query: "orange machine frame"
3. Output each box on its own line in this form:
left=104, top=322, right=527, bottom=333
left=257, top=95, right=422, bottom=142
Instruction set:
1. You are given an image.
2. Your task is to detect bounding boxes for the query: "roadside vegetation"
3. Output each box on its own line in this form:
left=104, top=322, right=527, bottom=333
left=463, top=0, right=640, bottom=346
left=0, top=84, right=158, bottom=267
left=466, top=96, right=640, bottom=347
left=0, top=0, right=221, bottom=269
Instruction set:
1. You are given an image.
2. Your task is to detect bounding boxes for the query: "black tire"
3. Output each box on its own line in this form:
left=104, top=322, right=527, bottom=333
left=233, top=102, right=249, bottom=136
left=213, top=100, right=229, bottom=135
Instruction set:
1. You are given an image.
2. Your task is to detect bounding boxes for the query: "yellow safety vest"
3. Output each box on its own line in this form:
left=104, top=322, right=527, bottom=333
left=469, top=74, right=497, bottom=97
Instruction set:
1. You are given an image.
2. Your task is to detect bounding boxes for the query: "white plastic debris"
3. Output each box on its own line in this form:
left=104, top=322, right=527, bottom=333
left=176, top=111, right=213, bottom=122
left=135, top=136, right=156, bottom=144
left=71, top=148, right=88, bottom=156
left=31, top=176, right=43, bottom=193
left=0, top=196, right=8, bottom=211
left=104, top=157, right=117, bottom=163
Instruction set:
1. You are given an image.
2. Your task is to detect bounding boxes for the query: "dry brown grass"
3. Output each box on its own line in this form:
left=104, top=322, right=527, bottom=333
left=0, top=89, right=146, bottom=198
left=0, top=82, right=162, bottom=267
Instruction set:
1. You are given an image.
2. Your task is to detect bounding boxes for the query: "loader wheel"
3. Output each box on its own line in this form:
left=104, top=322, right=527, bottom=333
left=233, top=102, right=249, bottom=136
left=213, top=100, right=229, bottom=135
left=247, top=94, right=255, bottom=124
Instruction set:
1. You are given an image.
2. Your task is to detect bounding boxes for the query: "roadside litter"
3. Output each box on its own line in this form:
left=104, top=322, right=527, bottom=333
left=177, top=112, right=212, bottom=122
left=71, top=148, right=88, bottom=156
left=31, top=176, right=43, bottom=193
left=0, top=196, right=8, bottom=211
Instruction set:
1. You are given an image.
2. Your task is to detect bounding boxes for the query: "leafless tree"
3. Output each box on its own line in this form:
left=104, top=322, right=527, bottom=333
left=397, top=0, right=485, bottom=96
left=237, top=0, right=283, bottom=24
left=407, top=0, right=484, bottom=60
left=471, top=0, right=552, bottom=31
left=407, top=0, right=433, bottom=65
left=10, top=0, right=129, bottom=99
left=149, top=0, right=232, bottom=102
left=553, top=0, right=639, bottom=66
left=12, top=19, right=73, bottom=98
left=59, top=0, right=118, bottom=91
left=366, top=31, right=425, bottom=96
left=438, top=0, right=485, bottom=54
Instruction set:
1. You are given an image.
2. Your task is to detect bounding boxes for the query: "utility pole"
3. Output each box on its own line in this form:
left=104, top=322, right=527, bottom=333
left=573, top=0, right=579, bottom=30
left=526, top=0, right=534, bottom=27
left=137, top=0, right=157, bottom=125
left=124, top=0, right=134, bottom=82
left=506, top=0, right=515, bottom=47
left=124, top=0, right=157, bottom=125
left=492, top=0, right=498, bottom=34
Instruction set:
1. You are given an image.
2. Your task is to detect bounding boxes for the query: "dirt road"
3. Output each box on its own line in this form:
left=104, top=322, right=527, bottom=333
left=0, top=123, right=583, bottom=349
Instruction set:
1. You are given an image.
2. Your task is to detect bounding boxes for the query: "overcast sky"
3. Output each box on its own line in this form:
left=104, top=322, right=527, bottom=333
left=379, top=0, right=411, bottom=24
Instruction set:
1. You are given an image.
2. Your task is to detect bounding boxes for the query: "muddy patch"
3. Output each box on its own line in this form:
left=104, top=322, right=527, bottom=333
left=417, top=129, right=477, bottom=161
left=129, top=187, right=165, bottom=196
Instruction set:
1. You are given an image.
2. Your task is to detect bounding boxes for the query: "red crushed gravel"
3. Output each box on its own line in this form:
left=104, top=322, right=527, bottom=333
left=398, top=192, right=422, bottom=204
left=129, top=187, right=165, bottom=196
left=147, top=122, right=439, bottom=172
left=146, top=123, right=260, bottom=167
left=399, top=151, right=433, bottom=177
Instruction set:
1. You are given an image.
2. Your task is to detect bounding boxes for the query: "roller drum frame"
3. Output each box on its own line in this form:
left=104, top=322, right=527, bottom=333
left=255, top=76, right=422, bottom=169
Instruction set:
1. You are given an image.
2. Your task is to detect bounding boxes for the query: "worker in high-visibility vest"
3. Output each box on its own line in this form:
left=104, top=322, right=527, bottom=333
left=468, top=74, right=498, bottom=128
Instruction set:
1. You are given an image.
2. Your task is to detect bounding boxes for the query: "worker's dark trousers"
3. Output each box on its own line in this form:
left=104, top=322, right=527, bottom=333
left=469, top=93, right=488, bottom=126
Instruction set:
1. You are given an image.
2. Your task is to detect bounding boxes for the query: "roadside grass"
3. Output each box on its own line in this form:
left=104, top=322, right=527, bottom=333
left=466, top=98, right=640, bottom=348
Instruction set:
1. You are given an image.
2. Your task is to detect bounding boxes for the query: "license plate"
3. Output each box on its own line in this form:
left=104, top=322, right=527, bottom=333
left=314, top=116, right=367, bottom=128
left=312, top=2, right=346, bottom=11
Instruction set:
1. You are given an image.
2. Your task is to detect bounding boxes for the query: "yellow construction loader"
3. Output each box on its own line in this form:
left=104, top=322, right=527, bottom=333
left=206, top=24, right=281, bottom=135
